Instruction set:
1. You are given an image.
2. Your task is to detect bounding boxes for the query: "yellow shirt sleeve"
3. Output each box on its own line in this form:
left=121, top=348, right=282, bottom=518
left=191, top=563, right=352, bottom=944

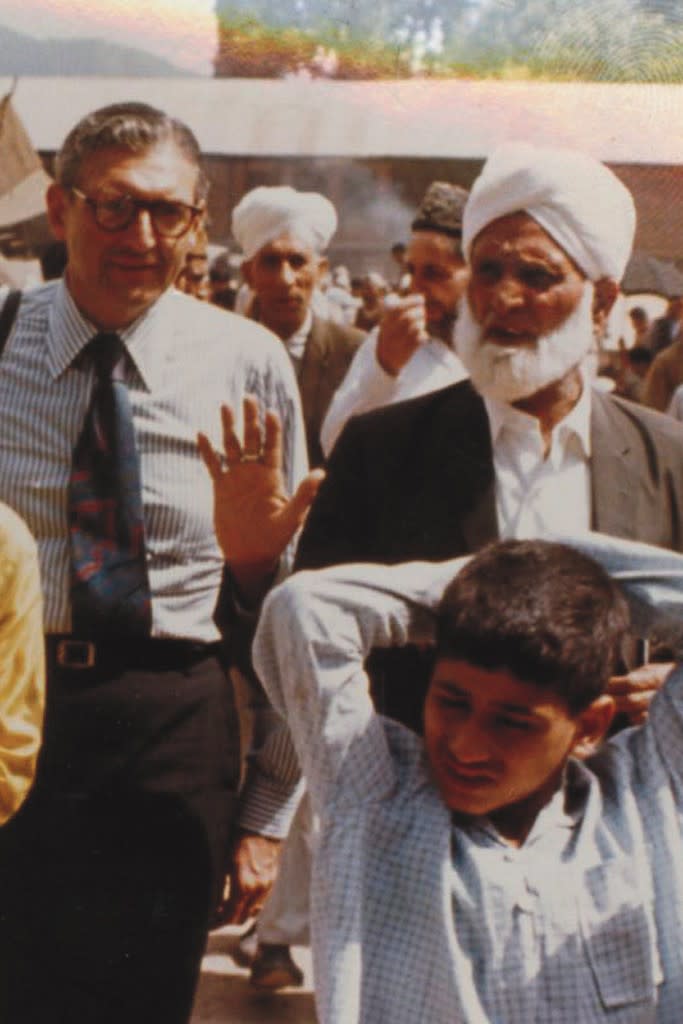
left=0, top=503, right=45, bottom=825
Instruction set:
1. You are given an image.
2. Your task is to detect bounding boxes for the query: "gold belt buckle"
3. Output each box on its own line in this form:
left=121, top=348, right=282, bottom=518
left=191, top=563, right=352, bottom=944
left=56, top=639, right=96, bottom=669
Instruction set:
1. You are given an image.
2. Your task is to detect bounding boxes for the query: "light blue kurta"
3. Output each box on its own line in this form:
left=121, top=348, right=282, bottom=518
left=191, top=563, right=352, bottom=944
left=254, top=534, right=683, bottom=1023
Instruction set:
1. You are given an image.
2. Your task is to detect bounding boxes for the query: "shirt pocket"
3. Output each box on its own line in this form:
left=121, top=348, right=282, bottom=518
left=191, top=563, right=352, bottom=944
left=579, top=859, right=663, bottom=1011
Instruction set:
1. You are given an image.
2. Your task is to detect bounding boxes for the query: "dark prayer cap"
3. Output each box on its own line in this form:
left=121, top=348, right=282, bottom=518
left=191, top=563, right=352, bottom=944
left=411, top=181, right=469, bottom=242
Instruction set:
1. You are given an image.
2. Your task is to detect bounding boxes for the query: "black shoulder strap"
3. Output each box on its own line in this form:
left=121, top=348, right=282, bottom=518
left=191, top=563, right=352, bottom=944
left=0, top=289, right=21, bottom=358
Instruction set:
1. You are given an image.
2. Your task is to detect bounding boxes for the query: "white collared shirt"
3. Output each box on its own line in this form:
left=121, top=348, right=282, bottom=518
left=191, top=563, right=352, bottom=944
left=484, top=381, right=592, bottom=539
left=282, top=308, right=313, bottom=370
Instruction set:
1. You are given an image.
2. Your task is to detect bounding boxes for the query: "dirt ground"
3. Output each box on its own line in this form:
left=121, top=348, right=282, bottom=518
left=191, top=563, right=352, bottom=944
left=191, top=925, right=317, bottom=1024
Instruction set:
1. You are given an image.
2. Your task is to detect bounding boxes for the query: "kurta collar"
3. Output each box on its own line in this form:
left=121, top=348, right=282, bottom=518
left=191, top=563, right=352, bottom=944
left=483, top=368, right=592, bottom=461
left=282, top=308, right=313, bottom=360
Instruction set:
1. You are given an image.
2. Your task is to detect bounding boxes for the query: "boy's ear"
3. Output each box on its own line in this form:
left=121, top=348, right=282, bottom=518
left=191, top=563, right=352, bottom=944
left=571, top=695, right=615, bottom=760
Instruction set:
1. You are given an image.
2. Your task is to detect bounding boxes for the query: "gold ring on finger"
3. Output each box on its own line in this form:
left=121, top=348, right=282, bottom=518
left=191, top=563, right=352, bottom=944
left=239, top=450, right=263, bottom=463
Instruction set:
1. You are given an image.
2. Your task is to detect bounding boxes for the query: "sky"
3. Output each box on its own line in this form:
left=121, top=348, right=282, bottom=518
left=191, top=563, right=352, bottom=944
left=0, top=0, right=218, bottom=75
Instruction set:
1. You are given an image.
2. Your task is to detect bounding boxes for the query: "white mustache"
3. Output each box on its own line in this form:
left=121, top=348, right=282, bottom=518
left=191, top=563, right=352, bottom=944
left=455, top=284, right=595, bottom=403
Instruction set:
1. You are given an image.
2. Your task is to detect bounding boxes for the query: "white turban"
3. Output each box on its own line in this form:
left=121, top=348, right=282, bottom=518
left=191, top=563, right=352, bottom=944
left=462, top=142, right=636, bottom=282
left=231, top=186, right=337, bottom=260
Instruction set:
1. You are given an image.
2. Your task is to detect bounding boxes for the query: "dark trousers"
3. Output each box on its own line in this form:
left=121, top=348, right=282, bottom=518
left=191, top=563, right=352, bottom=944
left=0, top=641, right=241, bottom=1024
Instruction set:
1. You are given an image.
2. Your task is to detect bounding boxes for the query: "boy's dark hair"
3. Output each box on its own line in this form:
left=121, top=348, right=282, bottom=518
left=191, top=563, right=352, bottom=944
left=435, top=540, right=629, bottom=713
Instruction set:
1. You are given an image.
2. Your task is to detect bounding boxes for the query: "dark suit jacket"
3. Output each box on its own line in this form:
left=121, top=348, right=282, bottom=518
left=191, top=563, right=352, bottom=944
left=297, top=379, right=683, bottom=567
left=297, top=316, right=363, bottom=467
left=296, top=380, right=683, bottom=727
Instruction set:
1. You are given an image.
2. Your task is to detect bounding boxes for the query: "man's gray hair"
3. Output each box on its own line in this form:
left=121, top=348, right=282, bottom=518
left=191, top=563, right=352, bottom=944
left=54, top=101, right=209, bottom=201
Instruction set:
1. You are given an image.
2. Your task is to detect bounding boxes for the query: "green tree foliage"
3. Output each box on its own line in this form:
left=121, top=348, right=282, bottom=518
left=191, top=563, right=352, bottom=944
left=216, top=0, right=475, bottom=38
left=213, top=0, right=683, bottom=80
left=451, top=0, right=683, bottom=80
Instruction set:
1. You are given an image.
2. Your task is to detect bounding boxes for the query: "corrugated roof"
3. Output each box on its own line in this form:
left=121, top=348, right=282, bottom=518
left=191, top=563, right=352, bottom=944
left=3, top=76, right=682, bottom=164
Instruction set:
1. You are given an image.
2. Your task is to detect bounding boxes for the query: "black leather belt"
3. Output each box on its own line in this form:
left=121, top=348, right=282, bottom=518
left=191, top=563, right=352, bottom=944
left=46, top=634, right=221, bottom=674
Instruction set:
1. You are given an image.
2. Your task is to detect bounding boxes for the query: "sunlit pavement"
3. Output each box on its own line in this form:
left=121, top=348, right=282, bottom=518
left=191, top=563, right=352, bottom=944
left=191, top=925, right=317, bottom=1023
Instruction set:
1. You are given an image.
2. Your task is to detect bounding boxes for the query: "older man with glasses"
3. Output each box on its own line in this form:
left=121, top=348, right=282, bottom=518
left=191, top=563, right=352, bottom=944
left=0, top=102, right=318, bottom=1024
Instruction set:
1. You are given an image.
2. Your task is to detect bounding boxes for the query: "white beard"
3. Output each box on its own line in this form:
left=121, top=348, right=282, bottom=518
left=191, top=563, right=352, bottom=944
left=455, top=283, right=595, bottom=403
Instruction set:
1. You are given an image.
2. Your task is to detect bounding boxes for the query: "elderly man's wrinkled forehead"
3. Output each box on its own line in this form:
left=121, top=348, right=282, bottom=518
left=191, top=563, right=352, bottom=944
left=251, top=231, right=323, bottom=260
left=471, top=210, right=585, bottom=276
left=463, top=142, right=636, bottom=284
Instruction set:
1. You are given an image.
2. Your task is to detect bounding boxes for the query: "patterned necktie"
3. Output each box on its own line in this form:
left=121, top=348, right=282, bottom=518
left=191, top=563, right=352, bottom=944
left=69, top=332, right=152, bottom=636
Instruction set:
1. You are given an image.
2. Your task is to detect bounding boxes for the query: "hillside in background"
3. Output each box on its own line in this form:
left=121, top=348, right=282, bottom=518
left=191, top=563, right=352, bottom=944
left=0, top=24, right=193, bottom=78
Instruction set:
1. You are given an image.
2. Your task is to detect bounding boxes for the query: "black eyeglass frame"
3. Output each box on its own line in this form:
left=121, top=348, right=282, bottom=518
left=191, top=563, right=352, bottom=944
left=69, top=186, right=204, bottom=238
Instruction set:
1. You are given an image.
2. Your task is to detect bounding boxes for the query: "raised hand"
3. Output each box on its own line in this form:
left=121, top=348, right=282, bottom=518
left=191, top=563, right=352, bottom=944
left=376, top=294, right=429, bottom=376
left=608, top=661, right=674, bottom=726
left=198, top=395, right=324, bottom=602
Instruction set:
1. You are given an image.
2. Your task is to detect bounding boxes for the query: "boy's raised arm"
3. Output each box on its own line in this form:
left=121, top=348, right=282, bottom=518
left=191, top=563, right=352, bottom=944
left=253, top=558, right=469, bottom=811
left=556, top=532, right=683, bottom=637
left=254, top=533, right=683, bottom=812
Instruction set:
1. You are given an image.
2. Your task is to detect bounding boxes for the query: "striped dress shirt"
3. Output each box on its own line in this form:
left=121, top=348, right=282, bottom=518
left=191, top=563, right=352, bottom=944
left=254, top=533, right=683, bottom=1023
left=0, top=279, right=307, bottom=834
left=0, top=280, right=308, bottom=639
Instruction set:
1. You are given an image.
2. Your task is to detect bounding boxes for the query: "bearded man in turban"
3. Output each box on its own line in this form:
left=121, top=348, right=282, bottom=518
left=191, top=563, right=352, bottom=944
left=232, top=186, right=363, bottom=466
left=295, top=142, right=683, bottom=730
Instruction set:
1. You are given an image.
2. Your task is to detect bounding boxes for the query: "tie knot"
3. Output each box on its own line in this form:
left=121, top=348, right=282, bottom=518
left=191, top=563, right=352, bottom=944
left=88, top=332, right=125, bottom=380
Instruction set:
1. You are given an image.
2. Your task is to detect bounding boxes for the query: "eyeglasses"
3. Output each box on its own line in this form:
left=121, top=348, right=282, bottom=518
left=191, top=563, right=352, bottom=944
left=70, top=187, right=203, bottom=238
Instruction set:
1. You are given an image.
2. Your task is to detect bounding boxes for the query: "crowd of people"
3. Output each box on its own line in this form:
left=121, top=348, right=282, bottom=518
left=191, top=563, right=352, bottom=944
left=0, top=101, right=682, bottom=1024
left=183, top=180, right=683, bottom=434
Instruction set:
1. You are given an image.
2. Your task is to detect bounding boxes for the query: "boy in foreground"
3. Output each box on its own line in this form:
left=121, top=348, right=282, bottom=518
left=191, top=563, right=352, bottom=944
left=253, top=533, right=683, bottom=1022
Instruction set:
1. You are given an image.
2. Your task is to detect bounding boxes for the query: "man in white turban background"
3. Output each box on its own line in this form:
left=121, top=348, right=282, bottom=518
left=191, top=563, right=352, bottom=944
left=295, top=142, right=683, bottom=731
left=226, top=185, right=362, bottom=987
left=232, top=186, right=363, bottom=466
